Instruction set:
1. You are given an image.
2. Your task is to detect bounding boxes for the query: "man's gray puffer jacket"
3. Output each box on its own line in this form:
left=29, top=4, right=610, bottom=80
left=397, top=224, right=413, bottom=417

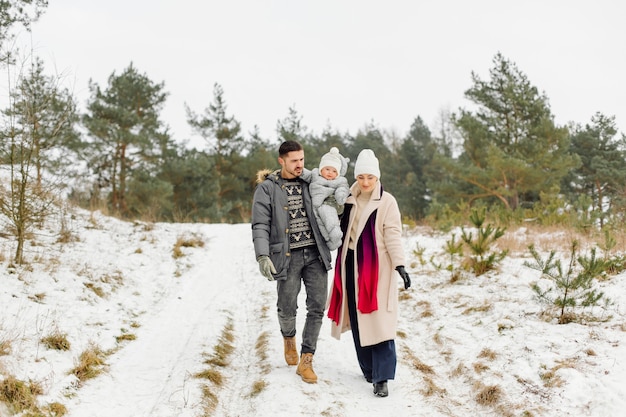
left=251, top=169, right=332, bottom=280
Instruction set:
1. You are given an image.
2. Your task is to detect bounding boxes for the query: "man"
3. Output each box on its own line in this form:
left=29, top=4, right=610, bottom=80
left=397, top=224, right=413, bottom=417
left=251, top=140, right=332, bottom=384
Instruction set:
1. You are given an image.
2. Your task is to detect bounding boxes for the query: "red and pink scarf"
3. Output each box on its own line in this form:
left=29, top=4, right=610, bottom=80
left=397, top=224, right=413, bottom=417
left=328, top=210, right=379, bottom=325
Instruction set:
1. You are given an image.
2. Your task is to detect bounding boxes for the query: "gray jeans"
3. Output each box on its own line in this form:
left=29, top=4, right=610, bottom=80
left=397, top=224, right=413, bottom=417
left=276, top=245, right=328, bottom=355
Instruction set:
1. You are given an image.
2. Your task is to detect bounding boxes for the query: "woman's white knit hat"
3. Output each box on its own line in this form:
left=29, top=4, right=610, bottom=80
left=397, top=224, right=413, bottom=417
left=354, top=149, right=380, bottom=179
left=319, top=147, right=343, bottom=173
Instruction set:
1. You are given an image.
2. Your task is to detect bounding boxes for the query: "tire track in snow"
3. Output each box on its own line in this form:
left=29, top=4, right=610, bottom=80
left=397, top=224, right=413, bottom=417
left=64, top=224, right=253, bottom=417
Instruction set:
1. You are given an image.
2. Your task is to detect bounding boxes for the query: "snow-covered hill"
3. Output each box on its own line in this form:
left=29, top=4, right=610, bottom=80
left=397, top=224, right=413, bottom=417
left=1, top=208, right=625, bottom=416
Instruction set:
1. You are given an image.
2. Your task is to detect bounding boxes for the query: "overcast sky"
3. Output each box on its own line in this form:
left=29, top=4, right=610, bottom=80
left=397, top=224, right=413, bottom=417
left=15, top=0, right=626, bottom=144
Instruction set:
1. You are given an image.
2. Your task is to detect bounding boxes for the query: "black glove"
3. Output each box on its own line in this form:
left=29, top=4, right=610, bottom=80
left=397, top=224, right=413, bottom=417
left=396, top=265, right=411, bottom=289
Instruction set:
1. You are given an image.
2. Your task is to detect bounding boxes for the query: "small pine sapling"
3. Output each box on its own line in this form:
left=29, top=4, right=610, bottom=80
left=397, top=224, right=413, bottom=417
left=460, top=208, right=508, bottom=276
left=524, top=241, right=606, bottom=324
left=443, top=233, right=464, bottom=281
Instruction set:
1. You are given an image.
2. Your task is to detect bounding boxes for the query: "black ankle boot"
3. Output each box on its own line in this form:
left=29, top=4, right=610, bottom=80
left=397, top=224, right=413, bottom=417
left=373, top=381, right=388, bottom=397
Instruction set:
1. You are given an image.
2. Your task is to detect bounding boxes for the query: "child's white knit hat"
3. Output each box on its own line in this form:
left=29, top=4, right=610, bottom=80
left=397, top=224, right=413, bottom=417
left=319, top=147, right=343, bottom=173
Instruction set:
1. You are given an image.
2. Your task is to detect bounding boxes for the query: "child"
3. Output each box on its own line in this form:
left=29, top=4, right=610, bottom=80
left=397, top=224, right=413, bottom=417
left=308, top=147, right=350, bottom=250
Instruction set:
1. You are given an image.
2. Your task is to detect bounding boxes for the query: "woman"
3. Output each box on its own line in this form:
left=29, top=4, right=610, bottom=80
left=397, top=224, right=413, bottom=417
left=328, top=148, right=411, bottom=398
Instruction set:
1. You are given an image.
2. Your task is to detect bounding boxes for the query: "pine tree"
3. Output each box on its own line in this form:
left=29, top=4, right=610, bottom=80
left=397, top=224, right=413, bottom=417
left=159, top=147, right=218, bottom=222
left=82, top=63, right=169, bottom=217
left=565, top=113, right=626, bottom=226
left=396, top=116, right=436, bottom=219
left=186, top=83, right=246, bottom=222
left=452, top=53, right=579, bottom=210
left=276, top=105, right=306, bottom=143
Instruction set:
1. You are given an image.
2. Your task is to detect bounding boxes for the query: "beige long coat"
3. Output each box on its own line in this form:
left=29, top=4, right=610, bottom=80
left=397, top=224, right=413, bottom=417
left=329, top=181, right=406, bottom=346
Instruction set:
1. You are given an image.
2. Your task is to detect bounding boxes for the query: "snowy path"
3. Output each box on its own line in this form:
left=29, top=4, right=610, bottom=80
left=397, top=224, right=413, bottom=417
left=65, top=224, right=258, bottom=417
left=63, top=223, right=429, bottom=417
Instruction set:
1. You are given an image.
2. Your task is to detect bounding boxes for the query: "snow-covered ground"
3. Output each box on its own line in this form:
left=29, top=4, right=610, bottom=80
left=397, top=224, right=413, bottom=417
left=1, top=208, right=625, bottom=416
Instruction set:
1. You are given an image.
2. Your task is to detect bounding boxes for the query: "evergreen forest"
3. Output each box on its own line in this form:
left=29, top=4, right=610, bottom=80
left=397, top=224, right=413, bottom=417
left=2, top=1, right=626, bottom=241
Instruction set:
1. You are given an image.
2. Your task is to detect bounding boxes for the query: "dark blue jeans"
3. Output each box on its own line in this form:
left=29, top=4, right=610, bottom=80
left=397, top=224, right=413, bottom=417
left=276, top=245, right=328, bottom=355
left=345, top=249, right=396, bottom=384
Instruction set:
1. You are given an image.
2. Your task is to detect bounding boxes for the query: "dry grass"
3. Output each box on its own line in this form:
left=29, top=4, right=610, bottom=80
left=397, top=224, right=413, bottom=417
left=255, top=331, right=270, bottom=364
left=115, top=332, right=137, bottom=343
left=472, top=361, right=490, bottom=374
left=254, top=330, right=272, bottom=381
left=56, top=228, right=79, bottom=244
left=0, top=375, right=43, bottom=414
left=398, top=291, right=412, bottom=301
left=416, top=300, right=433, bottom=318
left=539, top=358, right=578, bottom=388
left=83, top=282, right=106, bottom=298
left=70, top=343, right=107, bottom=385
left=497, top=224, right=626, bottom=256
left=403, top=346, right=434, bottom=374
left=194, top=369, right=224, bottom=386
left=474, top=383, right=503, bottom=406
left=420, top=376, right=446, bottom=397
left=43, top=401, right=67, bottom=416
left=196, top=316, right=236, bottom=413
left=100, top=270, right=124, bottom=287
left=461, top=301, right=493, bottom=315
left=450, top=362, right=467, bottom=378
left=199, top=384, right=219, bottom=416
left=478, top=347, right=497, bottom=361
left=172, top=233, right=205, bottom=258
left=41, top=330, right=71, bottom=351
left=28, top=292, right=46, bottom=303
left=0, top=339, right=11, bottom=356
left=249, top=379, right=268, bottom=397
left=497, top=225, right=586, bottom=255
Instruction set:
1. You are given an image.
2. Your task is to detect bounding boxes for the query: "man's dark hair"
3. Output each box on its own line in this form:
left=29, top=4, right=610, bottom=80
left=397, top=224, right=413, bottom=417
left=279, top=140, right=303, bottom=157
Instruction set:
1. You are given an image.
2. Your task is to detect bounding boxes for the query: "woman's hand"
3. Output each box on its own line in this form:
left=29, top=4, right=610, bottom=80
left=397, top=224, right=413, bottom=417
left=395, top=266, right=411, bottom=289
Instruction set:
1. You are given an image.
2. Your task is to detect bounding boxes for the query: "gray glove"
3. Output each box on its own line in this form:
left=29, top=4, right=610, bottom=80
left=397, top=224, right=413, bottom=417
left=257, top=255, right=277, bottom=281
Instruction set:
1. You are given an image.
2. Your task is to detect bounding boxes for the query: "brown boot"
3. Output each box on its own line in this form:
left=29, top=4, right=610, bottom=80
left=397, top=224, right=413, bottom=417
left=296, top=353, right=317, bottom=383
left=283, top=336, right=299, bottom=366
